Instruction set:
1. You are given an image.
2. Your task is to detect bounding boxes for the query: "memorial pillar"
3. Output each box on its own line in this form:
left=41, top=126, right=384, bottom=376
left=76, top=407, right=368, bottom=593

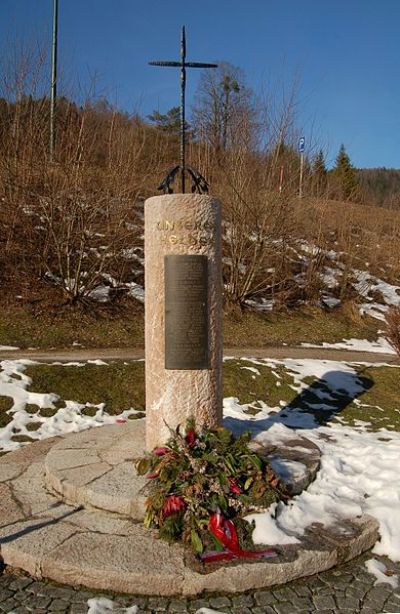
left=144, top=194, right=222, bottom=450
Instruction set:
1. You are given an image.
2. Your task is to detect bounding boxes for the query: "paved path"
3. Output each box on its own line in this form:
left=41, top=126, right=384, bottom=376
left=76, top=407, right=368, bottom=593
left=1, top=552, right=400, bottom=613
left=0, top=346, right=398, bottom=364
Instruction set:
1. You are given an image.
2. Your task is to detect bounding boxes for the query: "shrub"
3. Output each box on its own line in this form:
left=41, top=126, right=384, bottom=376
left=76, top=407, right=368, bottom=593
left=385, top=306, right=400, bottom=356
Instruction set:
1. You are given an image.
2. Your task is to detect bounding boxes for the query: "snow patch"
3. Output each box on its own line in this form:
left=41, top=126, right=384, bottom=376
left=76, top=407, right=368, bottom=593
left=0, top=360, right=142, bottom=452
left=301, top=337, right=396, bottom=355
left=365, top=558, right=399, bottom=588
left=87, top=597, right=138, bottom=613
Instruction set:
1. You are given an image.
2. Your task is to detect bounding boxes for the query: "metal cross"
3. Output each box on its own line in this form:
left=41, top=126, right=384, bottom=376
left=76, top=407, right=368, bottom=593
left=149, top=26, right=217, bottom=193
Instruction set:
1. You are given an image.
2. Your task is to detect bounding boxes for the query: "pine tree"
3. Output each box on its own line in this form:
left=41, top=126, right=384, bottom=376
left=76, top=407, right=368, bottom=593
left=332, top=144, right=360, bottom=201
left=312, top=149, right=327, bottom=196
left=148, top=106, right=191, bottom=136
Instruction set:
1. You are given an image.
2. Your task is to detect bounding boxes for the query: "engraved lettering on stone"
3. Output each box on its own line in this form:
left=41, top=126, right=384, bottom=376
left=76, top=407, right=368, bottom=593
left=165, top=255, right=209, bottom=370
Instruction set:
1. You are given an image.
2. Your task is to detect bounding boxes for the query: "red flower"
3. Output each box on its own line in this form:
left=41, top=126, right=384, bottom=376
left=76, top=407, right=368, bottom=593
left=162, top=495, right=186, bottom=517
left=185, top=428, right=196, bottom=448
left=153, top=447, right=170, bottom=456
left=146, top=470, right=159, bottom=480
left=228, top=478, right=241, bottom=494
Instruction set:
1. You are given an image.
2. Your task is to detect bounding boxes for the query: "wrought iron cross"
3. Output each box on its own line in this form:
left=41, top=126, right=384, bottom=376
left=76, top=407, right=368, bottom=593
left=149, top=26, right=217, bottom=193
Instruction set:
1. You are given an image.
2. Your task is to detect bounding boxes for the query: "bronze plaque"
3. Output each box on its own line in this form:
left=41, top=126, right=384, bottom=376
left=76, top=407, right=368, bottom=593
left=165, top=255, right=209, bottom=370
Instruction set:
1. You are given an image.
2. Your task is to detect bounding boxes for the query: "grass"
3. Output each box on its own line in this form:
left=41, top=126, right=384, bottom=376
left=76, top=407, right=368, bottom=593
left=223, top=306, right=380, bottom=348
left=0, top=303, right=380, bottom=350
left=0, top=302, right=145, bottom=350
left=223, top=360, right=295, bottom=407
left=0, top=397, right=13, bottom=427
left=1, top=359, right=398, bottom=440
left=24, top=362, right=145, bottom=413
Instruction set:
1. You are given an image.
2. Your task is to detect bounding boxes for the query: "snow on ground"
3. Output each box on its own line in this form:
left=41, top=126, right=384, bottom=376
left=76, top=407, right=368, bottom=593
left=86, top=599, right=224, bottom=614
left=224, top=357, right=400, bottom=561
left=0, top=345, right=19, bottom=351
left=301, top=336, right=396, bottom=354
left=349, top=266, right=399, bottom=321
left=365, top=558, right=399, bottom=589
left=87, top=598, right=138, bottom=613
left=1, top=356, right=400, bottom=564
left=0, top=360, right=141, bottom=452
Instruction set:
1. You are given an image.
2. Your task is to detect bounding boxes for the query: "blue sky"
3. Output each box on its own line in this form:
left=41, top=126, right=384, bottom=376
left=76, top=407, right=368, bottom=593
left=1, top=0, right=399, bottom=168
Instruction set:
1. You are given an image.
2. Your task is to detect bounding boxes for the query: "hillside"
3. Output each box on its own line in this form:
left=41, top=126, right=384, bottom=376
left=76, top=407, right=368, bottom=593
left=358, top=167, right=400, bottom=208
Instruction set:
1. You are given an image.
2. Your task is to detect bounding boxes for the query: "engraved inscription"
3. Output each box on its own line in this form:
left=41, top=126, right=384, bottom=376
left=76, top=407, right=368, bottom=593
left=165, top=255, right=209, bottom=370
left=156, top=218, right=214, bottom=247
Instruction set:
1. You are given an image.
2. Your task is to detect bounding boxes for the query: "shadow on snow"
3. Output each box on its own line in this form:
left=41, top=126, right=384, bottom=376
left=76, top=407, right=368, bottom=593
left=224, top=368, right=374, bottom=437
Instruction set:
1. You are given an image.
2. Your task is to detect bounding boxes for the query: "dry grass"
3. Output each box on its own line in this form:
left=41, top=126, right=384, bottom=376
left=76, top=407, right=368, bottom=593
left=385, top=306, right=400, bottom=356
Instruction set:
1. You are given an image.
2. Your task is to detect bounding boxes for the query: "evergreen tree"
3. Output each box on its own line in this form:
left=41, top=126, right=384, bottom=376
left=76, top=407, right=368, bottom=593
left=312, top=149, right=327, bottom=196
left=332, top=144, right=360, bottom=201
left=147, top=106, right=187, bottom=136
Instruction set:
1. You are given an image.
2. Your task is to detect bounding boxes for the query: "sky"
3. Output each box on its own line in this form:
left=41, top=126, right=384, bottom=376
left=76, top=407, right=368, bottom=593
left=1, top=0, right=399, bottom=169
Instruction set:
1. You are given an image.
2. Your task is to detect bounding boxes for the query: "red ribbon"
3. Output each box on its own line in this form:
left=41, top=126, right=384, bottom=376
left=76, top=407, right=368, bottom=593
left=201, top=512, right=278, bottom=563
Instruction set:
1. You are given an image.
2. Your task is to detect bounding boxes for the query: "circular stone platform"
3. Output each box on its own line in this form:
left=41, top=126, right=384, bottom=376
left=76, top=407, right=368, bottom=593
left=44, top=421, right=322, bottom=519
left=0, top=425, right=379, bottom=596
left=45, top=421, right=148, bottom=519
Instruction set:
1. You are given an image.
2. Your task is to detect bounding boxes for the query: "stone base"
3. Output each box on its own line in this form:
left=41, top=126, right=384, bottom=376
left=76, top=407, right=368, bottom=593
left=44, top=421, right=321, bottom=520
left=45, top=421, right=148, bottom=519
left=0, top=425, right=379, bottom=596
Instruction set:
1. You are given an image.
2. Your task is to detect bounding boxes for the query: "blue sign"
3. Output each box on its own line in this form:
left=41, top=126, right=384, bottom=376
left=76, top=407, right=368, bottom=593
left=298, top=137, right=305, bottom=153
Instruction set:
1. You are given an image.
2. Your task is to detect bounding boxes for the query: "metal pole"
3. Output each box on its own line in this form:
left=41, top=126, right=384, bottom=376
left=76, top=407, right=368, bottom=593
left=49, top=0, right=58, bottom=162
left=299, top=152, right=304, bottom=198
left=180, top=26, right=186, bottom=193
left=279, top=164, right=284, bottom=194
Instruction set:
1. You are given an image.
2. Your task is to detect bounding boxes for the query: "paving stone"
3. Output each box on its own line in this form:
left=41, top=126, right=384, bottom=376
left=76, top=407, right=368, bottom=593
left=251, top=608, right=276, bottom=614
left=230, top=607, right=252, bottom=614
left=292, top=584, right=312, bottom=597
left=28, top=596, right=52, bottom=609
left=0, top=587, right=13, bottom=600
left=7, top=578, right=34, bottom=591
left=293, top=597, right=315, bottom=611
left=33, top=585, right=75, bottom=599
left=345, top=584, right=369, bottom=599
left=271, top=602, right=292, bottom=614
left=384, top=597, right=400, bottom=612
left=209, top=596, right=232, bottom=609
left=254, top=590, right=276, bottom=606
left=0, top=599, right=18, bottom=613
left=68, top=605, right=88, bottom=614
left=47, top=599, right=70, bottom=611
left=167, top=599, right=189, bottom=612
left=335, top=595, right=361, bottom=611
left=363, top=586, right=392, bottom=610
left=24, top=580, right=51, bottom=595
left=313, top=595, right=336, bottom=611
left=229, top=593, right=254, bottom=607
left=187, top=598, right=210, bottom=611
left=307, top=577, right=328, bottom=590
left=272, top=586, right=297, bottom=601
left=147, top=597, right=171, bottom=610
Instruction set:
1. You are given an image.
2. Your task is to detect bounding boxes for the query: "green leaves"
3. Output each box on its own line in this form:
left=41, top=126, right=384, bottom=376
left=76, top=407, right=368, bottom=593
left=190, top=529, right=204, bottom=553
left=135, top=419, right=288, bottom=555
left=136, top=458, right=151, bottom=476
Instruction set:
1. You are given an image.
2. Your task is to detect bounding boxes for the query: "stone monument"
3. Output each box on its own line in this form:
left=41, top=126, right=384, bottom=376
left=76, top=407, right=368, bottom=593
left=145, top=194, right=222, bottom=449
left=0, top=25, right=379, bottom=599
left=145, top=27, right=222, bottom=449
